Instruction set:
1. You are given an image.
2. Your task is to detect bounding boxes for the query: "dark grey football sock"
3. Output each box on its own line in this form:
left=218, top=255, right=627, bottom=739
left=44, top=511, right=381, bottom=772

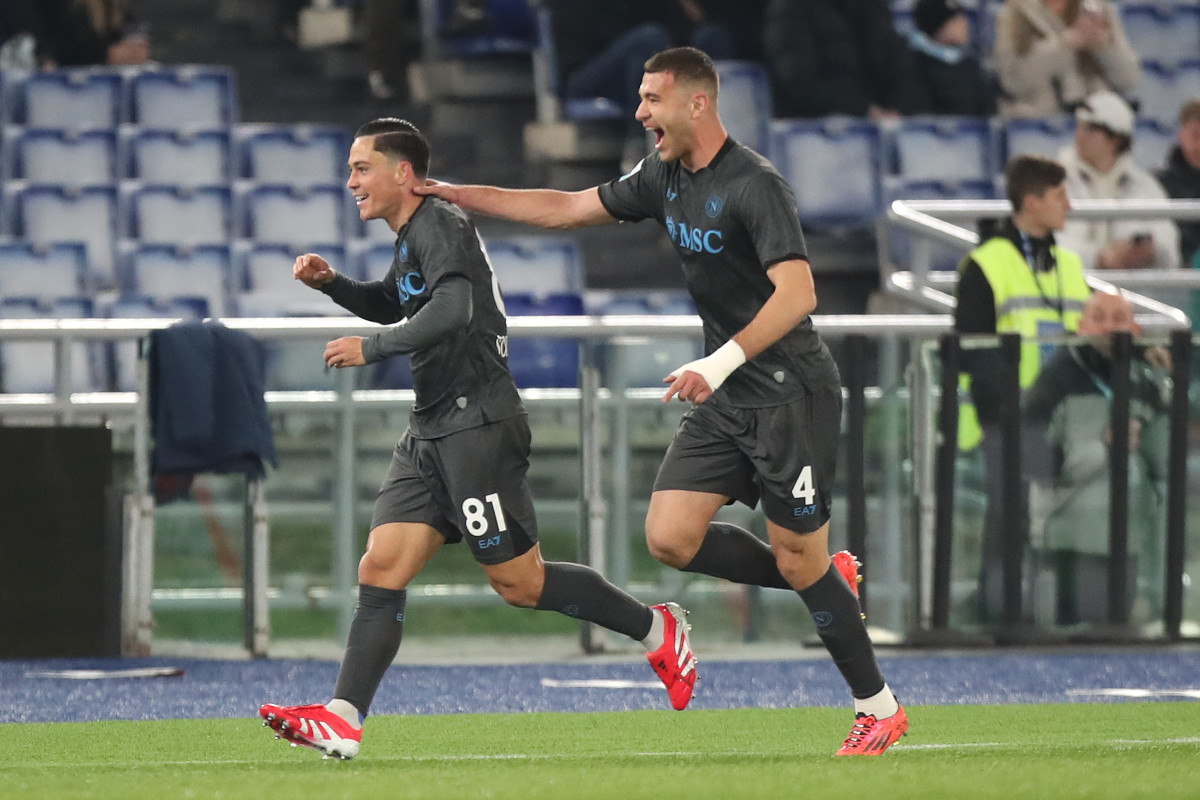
left=535, top=561, right=654, bottom=640
left=682, top=522, right=792, bottom=589
left=333, top=585, right=407, bottom=716
left=797, top=565, right=885, bottom=699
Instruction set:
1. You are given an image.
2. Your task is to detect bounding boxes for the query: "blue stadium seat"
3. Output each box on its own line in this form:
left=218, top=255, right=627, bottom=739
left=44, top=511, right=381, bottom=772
left=127, top=185, right=233, bottom=247
left=770, top=118, right=882, bottom=224
left=6, top=128, right=119, bottom=185
left=0, top=241, right=86, bottom=300
left=884, top=178, right=996, bottom=271
left=130, top=67, right=236, bottom=128
left=242, top=184, right=351, bottom=244
left=1121, top=3, right=1200, bottom=69
left=127, top=128, right=232, bottom=185
left=350, top=239, right=398, bottom=280
left=503, top=292, right=583, bottom=388
left=11, top=184, right=119, bottom=285
left=22, top=70, right=123, bottom=128
left=108, top=295, right=209, bottom=391
left=435, top=0, right=538, bottom=58
left=483, top=235, right=584, bottom=295
left=233, top=291, right=350, bottom=391
left=714, top=61, right=772, bottom=156
left=124, top=244, right=233, bottom=317
left=238, top=242, right=350, bottom=315
left=239, top=125, right=351, bottom=186
left=591, top=291, right=702, bottom=388
left=1137, top=61, right=1200, bottom=126
left=892, top=117, right=996, bottom=183
left=1002, top=116, right=1074, bottom=162
left=0, top=296, right=104, bottom=393
left=1132, top=118, right=1176, bottom=173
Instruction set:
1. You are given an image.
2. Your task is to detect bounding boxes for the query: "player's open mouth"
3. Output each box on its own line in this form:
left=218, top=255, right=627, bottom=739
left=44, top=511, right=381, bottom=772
left=652, top=128, right=664, bottom=148
left=354, top=195, right=367, bottom=206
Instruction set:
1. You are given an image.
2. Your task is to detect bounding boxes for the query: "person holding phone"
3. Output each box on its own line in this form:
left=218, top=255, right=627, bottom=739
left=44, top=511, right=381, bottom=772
left=1055, top=90, right=1181, bottom=272
left=993, top=0, right=1141, bottom=118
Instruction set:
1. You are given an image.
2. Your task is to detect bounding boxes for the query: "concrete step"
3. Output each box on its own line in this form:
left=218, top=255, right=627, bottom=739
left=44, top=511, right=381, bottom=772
left=409, top=56, right=533, bottom=102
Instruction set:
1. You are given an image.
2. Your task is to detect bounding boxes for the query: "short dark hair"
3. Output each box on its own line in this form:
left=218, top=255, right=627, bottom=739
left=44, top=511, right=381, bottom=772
left=643, top=47, right=718, bottom=96
left=1004, top=154, right=1067, bottom=211
left=1181, top=98, right=1200, bottom=126
left=354, top=118, right=430, bottom=178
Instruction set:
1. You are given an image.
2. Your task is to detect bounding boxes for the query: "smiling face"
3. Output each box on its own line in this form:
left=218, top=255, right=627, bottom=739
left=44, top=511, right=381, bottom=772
left=635, top=70, right=703, bottom=165
left=346, top=136, right=406, bottom=224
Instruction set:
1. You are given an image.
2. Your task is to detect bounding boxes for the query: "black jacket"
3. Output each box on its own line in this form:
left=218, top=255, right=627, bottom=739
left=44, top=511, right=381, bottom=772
left=1154, top=146, right=1200, bottom=268
left=150, top=321, right=276, bottom=478
left=763, top=0, right=907, bottom=118
left=900, top=47, right=997, bottom=117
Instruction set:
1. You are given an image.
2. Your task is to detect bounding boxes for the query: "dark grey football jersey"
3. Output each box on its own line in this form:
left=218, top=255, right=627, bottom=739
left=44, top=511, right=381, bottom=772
left=336, top=197, right=523, bottom=438
left=597, top=139, right=839, bottom=406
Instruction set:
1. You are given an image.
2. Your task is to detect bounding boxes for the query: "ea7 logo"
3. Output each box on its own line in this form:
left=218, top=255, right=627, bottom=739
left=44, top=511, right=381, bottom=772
left=793, top=505, right=818, bottom=517
left=479, top=535, right=502, bottom=549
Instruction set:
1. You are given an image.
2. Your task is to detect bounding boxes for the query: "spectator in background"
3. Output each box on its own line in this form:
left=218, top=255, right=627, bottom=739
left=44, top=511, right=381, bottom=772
left=678, top=0, right=766, bottom=62
left=36, top=0, right=150, bottom=67
left=1155, top=99, right=1200, bottom=270
left=955, top=154, right=1092, bottom=623
left=362, top=0, right=420, bottom=101
left=900, top=0, right=997, bottom=117
left=994, top=0, right=1140, bottom=119
left=1023, top=290, right=1170, bottom=627
left=548, top=0, right=741, bottom=168
left=763, top=0, right=908, bottom=121
left=1057, top=91, right=1181, bottom=272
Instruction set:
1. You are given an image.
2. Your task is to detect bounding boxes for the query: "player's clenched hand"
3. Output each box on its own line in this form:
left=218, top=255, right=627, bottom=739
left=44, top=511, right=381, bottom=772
left=325, top=337, right=365, bottom=369
left=413, top=178, right=459, bottom=204
left=294, top=253, right=336, bottom=288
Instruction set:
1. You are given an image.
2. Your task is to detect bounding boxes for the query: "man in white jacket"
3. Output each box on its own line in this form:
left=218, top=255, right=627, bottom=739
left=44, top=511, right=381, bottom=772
left=1057, top=90, right=1180, bottom=271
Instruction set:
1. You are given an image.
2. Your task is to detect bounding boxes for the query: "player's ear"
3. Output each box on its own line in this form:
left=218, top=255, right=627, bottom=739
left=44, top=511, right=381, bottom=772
left=691, top=93, right=709, bottom=116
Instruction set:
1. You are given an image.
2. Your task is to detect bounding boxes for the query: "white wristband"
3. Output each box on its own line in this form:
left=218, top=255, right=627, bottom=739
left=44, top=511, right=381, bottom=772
left=669, top=340, right=746, bottom=392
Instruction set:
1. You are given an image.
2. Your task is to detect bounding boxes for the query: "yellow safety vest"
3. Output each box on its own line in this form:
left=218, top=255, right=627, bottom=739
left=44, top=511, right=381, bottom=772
left=958, top=236, right=1090, bottom=450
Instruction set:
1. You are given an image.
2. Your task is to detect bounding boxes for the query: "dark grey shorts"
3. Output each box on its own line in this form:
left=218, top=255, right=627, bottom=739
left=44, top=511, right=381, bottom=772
left=652, top=385, right=841, bottom=533
left=371, top=415, right=539, bottom=564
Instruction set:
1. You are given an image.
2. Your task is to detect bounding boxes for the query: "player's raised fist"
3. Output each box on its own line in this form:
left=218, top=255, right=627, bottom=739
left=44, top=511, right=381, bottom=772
left=294, top=253, right=336, bottom=288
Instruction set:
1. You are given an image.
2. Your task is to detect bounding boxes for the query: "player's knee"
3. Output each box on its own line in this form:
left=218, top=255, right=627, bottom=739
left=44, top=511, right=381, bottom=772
left=645, top=523, right=693, bottom=569
left=358, top=550, right=397, bottom=585
left=772, top=545, right=826, bottom=590
left=489, top=575, right=540, bottom=608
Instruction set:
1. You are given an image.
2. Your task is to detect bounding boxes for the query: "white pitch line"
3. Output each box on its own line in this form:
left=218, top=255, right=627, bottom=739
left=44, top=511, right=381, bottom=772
left=540, top=678, right=662, bottom=689
left=1065, top=688, right=1200, bottom=700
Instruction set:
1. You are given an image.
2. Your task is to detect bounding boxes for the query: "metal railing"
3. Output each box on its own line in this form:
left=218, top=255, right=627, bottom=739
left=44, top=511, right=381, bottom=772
left=0, top=314, right=949, bottom=656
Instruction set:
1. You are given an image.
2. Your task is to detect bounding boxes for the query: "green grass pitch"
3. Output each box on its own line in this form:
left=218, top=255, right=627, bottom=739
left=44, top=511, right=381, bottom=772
left=2, top=704, right=1196, bottom=800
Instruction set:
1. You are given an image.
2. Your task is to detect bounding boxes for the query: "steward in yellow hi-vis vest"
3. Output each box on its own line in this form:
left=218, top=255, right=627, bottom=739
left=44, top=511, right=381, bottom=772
left=954, top=156, right=1091, bottom=451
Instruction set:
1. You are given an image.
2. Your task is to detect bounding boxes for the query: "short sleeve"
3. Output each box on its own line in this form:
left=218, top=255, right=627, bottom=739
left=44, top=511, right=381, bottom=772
left=597, top=157, right=663, bottom=223
left=739, top=171, right=808, bottom=268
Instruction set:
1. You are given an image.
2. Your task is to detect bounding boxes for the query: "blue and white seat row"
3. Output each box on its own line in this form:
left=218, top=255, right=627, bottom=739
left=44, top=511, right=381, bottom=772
left=0, top=124, right=351, bottom=187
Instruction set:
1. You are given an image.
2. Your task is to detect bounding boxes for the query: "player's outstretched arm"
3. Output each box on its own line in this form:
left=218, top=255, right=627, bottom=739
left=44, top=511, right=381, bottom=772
left=415, top=181, right=614, bottom=230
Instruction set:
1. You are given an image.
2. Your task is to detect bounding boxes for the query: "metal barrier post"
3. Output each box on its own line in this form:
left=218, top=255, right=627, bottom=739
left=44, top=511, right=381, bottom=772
left=1106, top=331, right=1133, bottom=626
left=578, top=341, right=607, bottom=653
left=1164, top=331, right=1192, bottom=639
left=844, top=335, right=868, bottom=609
left=932, top=333, right=960, bottom=630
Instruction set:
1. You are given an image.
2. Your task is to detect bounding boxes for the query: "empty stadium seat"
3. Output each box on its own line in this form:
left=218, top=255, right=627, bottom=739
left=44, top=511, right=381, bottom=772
left=6, top=128, right=119, bottom=185
left=108, top=295, right=210, bottom=391
left=714, top=61, right=772, bottom=156
left=892, top=117, right=996, bottom=183
left=22, top=70, right=123, bottom=128
left=503, top=292, right=583, bottom=388
left=0, top=241, right=87, bottom=300
left=1132, top=119, right=1176, bottom=173
left=1137, top=61, right=1200, bottom=126
left=0, top=296, right=103, bottom=393
left=127, top=128, right=233, bottom=185
left=1121, top=3, right=1200, bottom=69
left=884, top=178, right=996, bottom=271
left=239, top=125, right=351, bottom=186
left=591, top=292, right=702, bottom=388
left=124, top=244, right=233, bottom=317
left=1002, top=116, right=1074, bottom=161
left=11, top=184, right=118, bottom=285
left=127, top=185, right=233, bottom=247
left=351, top=239, right=398, bottom=280
left=130, top=67, right=236, bottom=128
left=771, top=118, right=882, bottom=224
left=242, top=184, right=351, bottom=244
left=483, top=235, right=584, bottom=295
left=238, top=242, right=351, bottom=315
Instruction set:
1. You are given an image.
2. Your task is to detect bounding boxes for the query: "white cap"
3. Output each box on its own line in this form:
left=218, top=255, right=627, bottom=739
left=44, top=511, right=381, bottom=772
left=1075, top=90, right=1135, bottom=136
